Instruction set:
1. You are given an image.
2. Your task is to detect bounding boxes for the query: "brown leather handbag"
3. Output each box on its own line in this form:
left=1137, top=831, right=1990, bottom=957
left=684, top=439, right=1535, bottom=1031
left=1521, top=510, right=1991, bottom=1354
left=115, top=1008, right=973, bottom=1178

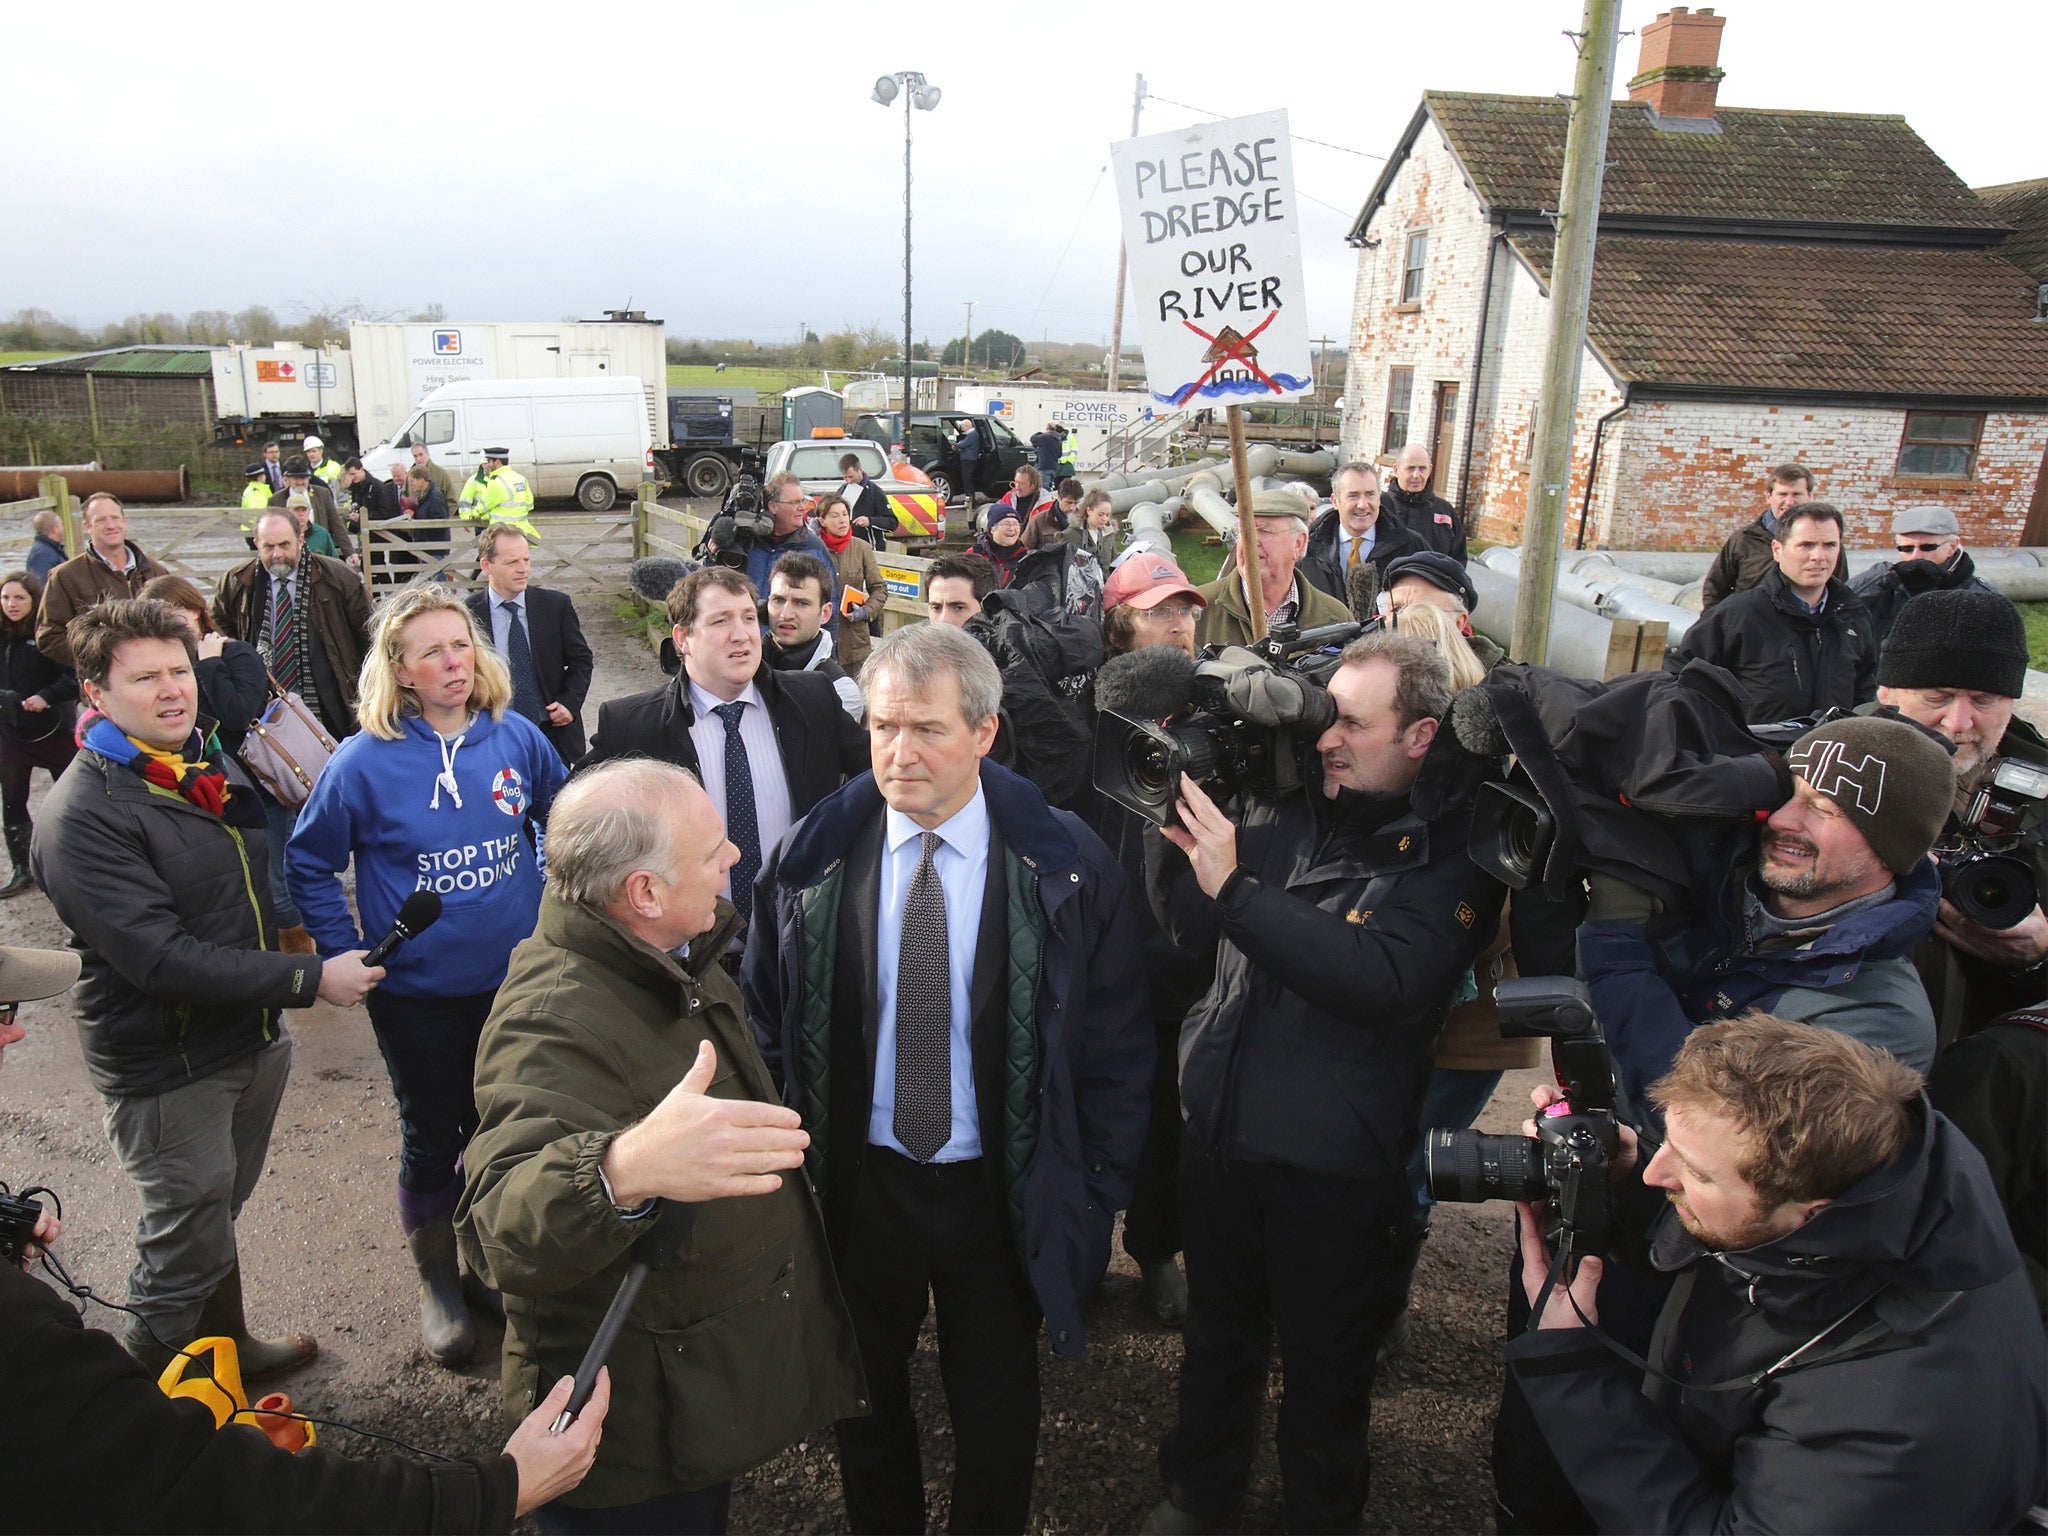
left=240, top=673, right=339, bottom=807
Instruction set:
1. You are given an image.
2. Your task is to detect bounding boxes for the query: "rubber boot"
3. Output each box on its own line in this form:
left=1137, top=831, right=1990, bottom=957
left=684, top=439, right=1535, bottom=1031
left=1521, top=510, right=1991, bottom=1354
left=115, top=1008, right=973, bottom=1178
left=0, top=823, right=34, bottom=899
left=195, top=1261, right=319, bottom=1383
left=461, top=1264, right=505, bottom=1323
left=407, top=1221, right=477, bottom=1366
left=121, top=1317, right=177, bottom=1379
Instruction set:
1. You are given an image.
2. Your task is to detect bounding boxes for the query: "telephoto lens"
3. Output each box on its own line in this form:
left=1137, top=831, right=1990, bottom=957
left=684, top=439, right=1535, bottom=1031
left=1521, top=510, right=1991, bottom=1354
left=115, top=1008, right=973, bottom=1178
left=1424, top=1127, right=1549, bottom=1204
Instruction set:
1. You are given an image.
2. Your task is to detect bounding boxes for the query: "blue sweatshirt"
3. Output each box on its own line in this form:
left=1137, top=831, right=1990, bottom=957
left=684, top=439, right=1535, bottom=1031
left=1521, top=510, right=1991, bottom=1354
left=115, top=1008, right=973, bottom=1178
left=287, top=709, right=567, bottom=998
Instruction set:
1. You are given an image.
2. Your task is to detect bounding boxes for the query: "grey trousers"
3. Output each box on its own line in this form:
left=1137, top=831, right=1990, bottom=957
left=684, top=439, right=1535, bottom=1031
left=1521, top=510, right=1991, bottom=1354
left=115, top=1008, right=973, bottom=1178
left=101, top=1036, right=293, bottom=1352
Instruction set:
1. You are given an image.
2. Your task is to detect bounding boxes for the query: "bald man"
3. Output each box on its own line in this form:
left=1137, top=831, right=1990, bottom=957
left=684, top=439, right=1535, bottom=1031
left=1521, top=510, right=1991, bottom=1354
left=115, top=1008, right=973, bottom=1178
left=1382, top=445, right=1466, bottom=564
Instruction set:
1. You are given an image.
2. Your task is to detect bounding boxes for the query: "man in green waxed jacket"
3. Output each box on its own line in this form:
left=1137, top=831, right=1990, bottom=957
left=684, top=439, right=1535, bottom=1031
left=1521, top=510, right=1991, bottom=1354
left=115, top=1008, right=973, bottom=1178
left=458, top=758, right=865, bottom=1534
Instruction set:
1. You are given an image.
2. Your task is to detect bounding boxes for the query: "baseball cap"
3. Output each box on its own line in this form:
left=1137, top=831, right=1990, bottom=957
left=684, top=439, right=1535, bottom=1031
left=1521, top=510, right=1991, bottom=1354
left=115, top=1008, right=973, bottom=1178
left=1104, top=553, right=1207, bottom=613
left=0, top=944, right=79, bottom=1004
left=1892, top=505, right=1960, bottom=540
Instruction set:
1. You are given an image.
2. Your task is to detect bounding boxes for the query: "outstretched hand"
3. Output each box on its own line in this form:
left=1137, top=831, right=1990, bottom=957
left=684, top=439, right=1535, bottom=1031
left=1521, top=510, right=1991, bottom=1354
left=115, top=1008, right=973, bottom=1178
left=601, top=1041, right=810, bottom=1207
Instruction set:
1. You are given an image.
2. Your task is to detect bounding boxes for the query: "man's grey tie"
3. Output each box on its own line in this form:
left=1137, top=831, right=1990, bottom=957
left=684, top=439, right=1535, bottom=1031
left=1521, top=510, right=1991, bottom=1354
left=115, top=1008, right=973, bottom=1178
left=893, top=830, right=952, bottom=1162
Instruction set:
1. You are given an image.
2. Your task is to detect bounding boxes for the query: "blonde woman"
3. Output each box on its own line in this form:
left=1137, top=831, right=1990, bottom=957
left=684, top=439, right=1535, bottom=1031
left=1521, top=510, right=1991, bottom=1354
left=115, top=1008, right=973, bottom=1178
left=1388, top=599, right=1487, bottom=690
left=287, top=584, right=566, bottom=1367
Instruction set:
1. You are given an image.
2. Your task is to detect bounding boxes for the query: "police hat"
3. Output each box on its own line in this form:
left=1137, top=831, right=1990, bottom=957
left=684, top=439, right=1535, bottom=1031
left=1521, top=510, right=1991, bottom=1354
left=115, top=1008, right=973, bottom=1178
left=244, top=461, right=268, bottom=478
left=481, top=446, right=511, bottom=460
left=1382, top=551, right=1478, bottom=613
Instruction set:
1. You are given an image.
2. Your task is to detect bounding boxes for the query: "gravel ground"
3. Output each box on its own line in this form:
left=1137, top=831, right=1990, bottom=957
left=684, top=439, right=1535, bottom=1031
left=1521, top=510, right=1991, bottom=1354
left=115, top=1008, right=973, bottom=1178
left=4, top=604, right=1530, bottom=1534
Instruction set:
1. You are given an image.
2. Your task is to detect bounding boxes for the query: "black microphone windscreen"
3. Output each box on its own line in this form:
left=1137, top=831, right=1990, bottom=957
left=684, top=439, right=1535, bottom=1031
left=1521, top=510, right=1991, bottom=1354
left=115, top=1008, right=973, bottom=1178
left=1095, top=644, right=1198, bottom=720
left=628, top=556, right=693, bottom=604
left=394, top=889, right=443, bottom=937
left=1345, top=561, right=1381, bottom=626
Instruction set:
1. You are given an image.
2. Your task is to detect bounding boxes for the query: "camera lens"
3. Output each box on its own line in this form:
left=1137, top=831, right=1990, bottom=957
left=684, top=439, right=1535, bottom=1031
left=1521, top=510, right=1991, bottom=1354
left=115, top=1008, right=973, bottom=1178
left=1942, top=852, right=2037, bottom=931
left=1425, top=1128, right=1549, bottom=1204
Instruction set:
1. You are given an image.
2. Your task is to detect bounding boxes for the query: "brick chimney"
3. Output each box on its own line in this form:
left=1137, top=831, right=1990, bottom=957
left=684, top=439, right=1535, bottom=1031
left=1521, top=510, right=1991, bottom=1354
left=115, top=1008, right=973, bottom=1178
left=1628, top=6, right=1727, bottom=121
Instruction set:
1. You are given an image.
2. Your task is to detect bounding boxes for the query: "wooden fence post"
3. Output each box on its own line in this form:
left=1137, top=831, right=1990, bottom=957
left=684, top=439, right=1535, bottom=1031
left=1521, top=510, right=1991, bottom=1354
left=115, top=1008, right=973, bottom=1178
left=42, top=475, right=78, bottom=556
left=633, top=482, right=655, bottom=561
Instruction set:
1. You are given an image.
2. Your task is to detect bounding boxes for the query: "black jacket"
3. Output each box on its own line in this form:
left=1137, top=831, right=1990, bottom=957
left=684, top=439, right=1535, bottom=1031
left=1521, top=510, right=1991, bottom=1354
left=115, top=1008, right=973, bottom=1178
left=1702, top=513, right=1847, bottom=612
left=1850, top=550, right=2002, bottom=649
left=31, top=745, right=320, bottom=1097
left=1382, top=482, right=1467, bottom=563
left=576, top=664, right=868, bottom=816
left=843, top=477, right=894, bottom=549
left=195, top=639, right=272, bottom=759
left=1507, top=1100, right=2048, bottom=1534
left=0, top=1261, right=519, bottom=1533
left=465, top=587, right=596, bottom=763
left=1928, top=1009, right=2048, bottom=1325
left=0, top=630, right=77, bottom=744
left=1298, top=506, right=1426, bottom=603
left=1151, top=738, right=1506, bottom=1178
left=1667, top=566, right=1877, bottom=723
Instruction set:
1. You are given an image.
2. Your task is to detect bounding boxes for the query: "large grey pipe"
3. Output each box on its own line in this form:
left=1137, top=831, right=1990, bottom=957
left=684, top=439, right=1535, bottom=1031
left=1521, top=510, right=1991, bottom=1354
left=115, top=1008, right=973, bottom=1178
left=1468, top=562, right=1628, bottom=681
left=1482, top=547, right=1697, bottom=642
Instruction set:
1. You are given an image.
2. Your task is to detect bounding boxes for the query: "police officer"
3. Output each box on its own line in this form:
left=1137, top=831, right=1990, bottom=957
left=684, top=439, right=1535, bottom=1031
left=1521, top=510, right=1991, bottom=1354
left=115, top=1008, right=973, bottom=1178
left=239, top=461, right=274, bottom=542
left=458, top=447, right=539, bottom=544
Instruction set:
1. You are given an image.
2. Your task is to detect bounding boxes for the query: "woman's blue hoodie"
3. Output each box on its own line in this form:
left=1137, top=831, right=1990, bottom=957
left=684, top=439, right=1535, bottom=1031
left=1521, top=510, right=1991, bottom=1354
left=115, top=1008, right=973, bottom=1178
left=287, top=709, right=567, bottom=998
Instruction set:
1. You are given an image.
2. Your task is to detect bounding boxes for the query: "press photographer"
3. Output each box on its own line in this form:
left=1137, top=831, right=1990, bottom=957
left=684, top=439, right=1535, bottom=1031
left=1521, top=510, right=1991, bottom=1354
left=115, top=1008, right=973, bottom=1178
left=1137, top=630, right=1505, bottom=1534
left=1504, top=1013, right=2048, bottom=1535
left=1863, top=588, right=2048, bottom=1038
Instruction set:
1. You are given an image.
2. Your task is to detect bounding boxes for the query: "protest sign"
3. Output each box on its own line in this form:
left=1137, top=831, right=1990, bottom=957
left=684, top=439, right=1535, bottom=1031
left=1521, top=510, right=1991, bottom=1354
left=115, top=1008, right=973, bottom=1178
left=1110, top=109, right=1313, bottom=410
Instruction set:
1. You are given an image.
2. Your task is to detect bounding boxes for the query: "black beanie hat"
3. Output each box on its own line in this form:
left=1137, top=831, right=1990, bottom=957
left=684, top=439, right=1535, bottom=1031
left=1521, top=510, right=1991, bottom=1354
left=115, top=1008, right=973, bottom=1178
left=1786, top=716, right=1955, bottom=877
left=1877, top=588, right=2028, bottom=698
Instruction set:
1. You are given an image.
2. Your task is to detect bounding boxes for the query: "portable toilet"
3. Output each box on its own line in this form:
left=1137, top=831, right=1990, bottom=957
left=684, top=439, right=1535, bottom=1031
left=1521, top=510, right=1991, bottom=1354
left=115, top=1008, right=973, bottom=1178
left=783, top=385, right=844, bottom=440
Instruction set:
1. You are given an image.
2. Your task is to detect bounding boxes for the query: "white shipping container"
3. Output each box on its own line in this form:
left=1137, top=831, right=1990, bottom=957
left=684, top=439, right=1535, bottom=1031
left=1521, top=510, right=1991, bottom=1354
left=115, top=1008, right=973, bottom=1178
left=347, top=319, right=667, bottom=451
left=950, top=383, right=1177, bottom=470
left=211, top=344, right=356, bottom=423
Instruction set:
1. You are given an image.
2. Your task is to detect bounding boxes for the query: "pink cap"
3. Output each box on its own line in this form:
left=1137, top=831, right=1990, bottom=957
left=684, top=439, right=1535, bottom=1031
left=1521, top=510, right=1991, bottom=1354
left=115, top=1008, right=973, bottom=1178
left=1104, top=554, right=1207, bottom=613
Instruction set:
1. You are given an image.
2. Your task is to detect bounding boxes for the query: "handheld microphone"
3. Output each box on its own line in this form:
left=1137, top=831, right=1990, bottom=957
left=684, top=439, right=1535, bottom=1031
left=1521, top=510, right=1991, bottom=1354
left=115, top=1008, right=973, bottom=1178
left=362, top=890, right=443, bottom=968
left=552, top=1202, right=698, bottom=1433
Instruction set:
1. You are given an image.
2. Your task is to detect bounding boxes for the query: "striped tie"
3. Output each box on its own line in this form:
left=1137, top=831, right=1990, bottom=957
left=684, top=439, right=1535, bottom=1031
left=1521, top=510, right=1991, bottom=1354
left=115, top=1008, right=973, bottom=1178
left=269, top=577, right=303, bottom=695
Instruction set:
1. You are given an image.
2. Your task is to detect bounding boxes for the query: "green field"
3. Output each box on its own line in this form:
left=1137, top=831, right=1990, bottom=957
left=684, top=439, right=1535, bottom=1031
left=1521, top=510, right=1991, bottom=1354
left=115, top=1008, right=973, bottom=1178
left=2018, top=602, right=2048, bottom=671
left=666, top=364, right=817, bottom=394
left=0, top=351, right=64, bottom=365
left=1171, top=528, right=1227, bottom=586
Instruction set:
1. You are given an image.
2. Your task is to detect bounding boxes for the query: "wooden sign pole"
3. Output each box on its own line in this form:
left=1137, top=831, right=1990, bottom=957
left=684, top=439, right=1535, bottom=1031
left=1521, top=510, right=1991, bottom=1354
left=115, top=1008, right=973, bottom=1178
left=1225, top=404, right=1266, bottom=640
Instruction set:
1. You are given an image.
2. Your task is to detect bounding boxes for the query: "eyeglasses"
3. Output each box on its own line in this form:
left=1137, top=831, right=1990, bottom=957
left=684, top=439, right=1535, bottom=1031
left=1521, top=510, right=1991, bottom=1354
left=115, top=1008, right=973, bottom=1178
left=1139, top=603, right=1202, bottom=621
left=1896, top=542, right=1949, bottom=554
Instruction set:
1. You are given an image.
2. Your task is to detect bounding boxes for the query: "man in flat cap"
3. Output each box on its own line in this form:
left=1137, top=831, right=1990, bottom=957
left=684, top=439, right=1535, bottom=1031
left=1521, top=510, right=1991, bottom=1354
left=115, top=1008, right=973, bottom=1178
left=1195, top=491, right=1352, bottom=649
left=1851, top=505, right=1999, bottom=648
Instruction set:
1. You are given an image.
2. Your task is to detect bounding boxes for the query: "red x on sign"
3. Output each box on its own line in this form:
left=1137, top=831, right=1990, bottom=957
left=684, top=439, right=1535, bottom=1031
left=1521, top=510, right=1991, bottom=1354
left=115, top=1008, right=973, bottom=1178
left=1171, top=311, right=1281, bottom=406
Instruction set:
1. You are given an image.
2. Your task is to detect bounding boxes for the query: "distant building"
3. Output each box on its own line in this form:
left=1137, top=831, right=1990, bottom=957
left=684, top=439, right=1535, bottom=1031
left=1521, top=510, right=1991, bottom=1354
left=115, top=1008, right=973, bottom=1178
left=1341, top=5, right=2048, bottom=549
left=1, top=346, right=216, bottom=430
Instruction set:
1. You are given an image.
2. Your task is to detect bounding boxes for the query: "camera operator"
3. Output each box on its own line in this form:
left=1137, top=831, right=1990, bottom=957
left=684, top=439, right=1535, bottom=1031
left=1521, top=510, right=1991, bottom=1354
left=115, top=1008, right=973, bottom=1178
left=1142, top=631, right=1506, bottom=1534
left=1860, top=588, right=2048, bottom=1039
left=1580, top=714, right=1955, bottom=1105
left=1506, top=1013, right=2048, bottom=1535
left=743, top=474, right=841, bottom=633
left=0, top=943, right=611, bottom=1532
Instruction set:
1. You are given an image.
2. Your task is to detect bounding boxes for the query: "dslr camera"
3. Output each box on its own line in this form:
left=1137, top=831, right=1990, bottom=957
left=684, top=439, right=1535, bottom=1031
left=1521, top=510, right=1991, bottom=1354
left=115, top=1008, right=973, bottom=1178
left=1094, top=619, right=1359, bottom=827
left=1936, top=756, right=2048, bottom=929
left=1424, top=977, right=1622, bottom=1270
left=0, top=1184, right=44, bottom=1266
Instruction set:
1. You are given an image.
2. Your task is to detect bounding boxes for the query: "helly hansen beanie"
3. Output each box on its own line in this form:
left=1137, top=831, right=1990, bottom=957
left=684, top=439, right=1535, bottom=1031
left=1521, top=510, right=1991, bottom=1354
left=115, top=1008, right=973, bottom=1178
left=1786, top=716, right=1956, bottom=877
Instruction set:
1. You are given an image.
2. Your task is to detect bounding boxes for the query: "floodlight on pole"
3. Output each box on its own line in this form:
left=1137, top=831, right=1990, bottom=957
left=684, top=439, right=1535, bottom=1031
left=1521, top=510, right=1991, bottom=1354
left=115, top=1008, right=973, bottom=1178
left=873, top=70, right=940, bottom=450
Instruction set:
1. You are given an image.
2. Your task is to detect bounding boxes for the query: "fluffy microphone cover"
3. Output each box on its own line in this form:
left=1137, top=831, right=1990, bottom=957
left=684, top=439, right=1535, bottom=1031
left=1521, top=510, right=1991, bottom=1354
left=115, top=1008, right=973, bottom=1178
left=1095, top=645, right=1199, bottom=720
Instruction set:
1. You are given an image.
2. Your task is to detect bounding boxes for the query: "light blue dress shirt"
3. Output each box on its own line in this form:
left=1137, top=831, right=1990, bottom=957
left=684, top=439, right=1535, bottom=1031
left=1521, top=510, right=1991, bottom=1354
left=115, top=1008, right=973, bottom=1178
left=868, top=786, right=990, bottom=1161
left=488, top=587, right=528, bottom=654
left=1339, top=523, right=1377, bottom=572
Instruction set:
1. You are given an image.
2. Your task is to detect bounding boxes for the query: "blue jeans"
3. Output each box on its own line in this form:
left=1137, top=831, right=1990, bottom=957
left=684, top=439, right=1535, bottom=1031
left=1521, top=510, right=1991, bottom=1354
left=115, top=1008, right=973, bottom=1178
left=258, top=790, right=302, bottom=929
left=1407, top=1067, right=1506, bottom=1213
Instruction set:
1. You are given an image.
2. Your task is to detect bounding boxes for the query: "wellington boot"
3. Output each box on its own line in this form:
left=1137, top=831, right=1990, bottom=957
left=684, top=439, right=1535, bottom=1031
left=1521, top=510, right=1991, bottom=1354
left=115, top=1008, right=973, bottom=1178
left=0, top=823, right=33, bottom=898
left=408, top=1221, right=477, bottom=1366
left=122, top=1320, right=177, bottom=1380
left=461, top=1265, right=505, bottom=1322
left=195, top=1262, right=319, bottom=1383
left=278, top=924, right=317, bottom=955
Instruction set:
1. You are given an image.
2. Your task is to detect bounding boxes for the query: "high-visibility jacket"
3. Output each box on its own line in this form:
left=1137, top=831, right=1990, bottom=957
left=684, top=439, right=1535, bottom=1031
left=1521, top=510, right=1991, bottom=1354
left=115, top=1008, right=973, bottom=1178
left=459, top=466, right=538, bottom=541
left=1055, top=431, right=1076, bottom=481
left=240, top=479, right=274, bottom=532
left=309, top=456, right=343, bottom=490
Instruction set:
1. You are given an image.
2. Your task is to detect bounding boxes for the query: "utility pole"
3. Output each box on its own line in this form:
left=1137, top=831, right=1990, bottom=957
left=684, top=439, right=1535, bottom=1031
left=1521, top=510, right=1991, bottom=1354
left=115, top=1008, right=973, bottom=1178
left=1512, top=0, right=1622, bottom=665
left=963, top=300, right=974, bottom=374
left=1105, top=73, right=1147, bottom=392
left=1308, top=334, right=1336, bottom=447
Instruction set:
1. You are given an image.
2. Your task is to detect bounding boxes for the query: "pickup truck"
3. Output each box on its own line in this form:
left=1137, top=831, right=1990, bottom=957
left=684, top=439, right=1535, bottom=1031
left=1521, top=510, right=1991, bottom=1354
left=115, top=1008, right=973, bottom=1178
left=761, top=437, right=947, bottom=540
left=850, top=411, right=1031, bottom=507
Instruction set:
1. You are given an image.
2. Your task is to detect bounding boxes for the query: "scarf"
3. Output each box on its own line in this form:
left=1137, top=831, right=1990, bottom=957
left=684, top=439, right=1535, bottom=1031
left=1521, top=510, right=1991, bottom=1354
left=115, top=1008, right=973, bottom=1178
left=818, top=525, right=855, bottom=555
left=260, top=544, right=320, bottom=717
left=84, top=715, right=228, bottom=817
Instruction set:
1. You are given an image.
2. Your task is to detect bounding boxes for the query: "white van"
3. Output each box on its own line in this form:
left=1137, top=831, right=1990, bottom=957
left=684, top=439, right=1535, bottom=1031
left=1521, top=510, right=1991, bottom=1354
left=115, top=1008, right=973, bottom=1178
left=362, top=376, right=652, bottom=511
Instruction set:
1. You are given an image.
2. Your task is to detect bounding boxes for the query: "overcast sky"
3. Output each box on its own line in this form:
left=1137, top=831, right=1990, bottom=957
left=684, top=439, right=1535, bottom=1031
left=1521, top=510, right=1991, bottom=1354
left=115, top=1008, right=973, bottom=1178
left=12, top=0, right=2039, bottom=351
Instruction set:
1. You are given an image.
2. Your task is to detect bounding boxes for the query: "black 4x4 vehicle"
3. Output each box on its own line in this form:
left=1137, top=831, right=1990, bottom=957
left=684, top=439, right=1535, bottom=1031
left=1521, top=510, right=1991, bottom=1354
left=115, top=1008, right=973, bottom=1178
left=851, top=411, right=1031, bottom=506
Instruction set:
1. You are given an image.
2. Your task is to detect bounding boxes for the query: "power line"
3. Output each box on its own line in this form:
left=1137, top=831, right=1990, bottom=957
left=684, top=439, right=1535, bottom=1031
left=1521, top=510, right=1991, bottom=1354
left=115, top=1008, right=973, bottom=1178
left=1025, top=163, right=1109, bottom=340
left=1142, top=92, right=1386, bottom=161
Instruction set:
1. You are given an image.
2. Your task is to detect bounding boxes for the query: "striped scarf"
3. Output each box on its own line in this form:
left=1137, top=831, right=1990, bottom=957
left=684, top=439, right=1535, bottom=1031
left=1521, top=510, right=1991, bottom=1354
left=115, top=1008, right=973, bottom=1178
left=260, top=545, right=319, bottom=716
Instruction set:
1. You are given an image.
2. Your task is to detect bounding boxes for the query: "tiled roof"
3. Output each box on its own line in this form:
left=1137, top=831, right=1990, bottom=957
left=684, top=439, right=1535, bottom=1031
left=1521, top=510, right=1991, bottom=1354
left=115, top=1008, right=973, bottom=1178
left=1427, top=92, right=2005, bottom=232
left=1508, top=234, right=2048, bottom=402
left=1977, top=178, right=2048, bottom=284
left=3, top=346, right=214, bottom=377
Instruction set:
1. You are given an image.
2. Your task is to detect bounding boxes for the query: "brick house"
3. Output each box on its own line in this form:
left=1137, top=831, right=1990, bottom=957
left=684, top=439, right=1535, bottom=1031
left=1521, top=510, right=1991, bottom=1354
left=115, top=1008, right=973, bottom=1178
left=1339, top=5, right=2048, bottom=552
